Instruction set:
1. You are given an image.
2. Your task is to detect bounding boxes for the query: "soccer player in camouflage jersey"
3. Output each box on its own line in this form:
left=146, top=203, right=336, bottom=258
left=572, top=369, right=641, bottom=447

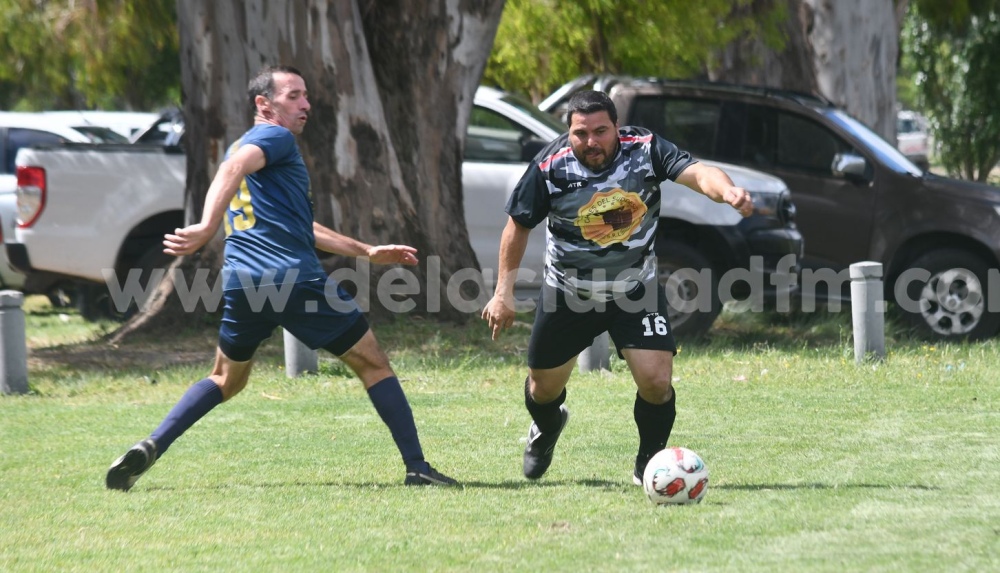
left=482, top=90, right=753, bottom=484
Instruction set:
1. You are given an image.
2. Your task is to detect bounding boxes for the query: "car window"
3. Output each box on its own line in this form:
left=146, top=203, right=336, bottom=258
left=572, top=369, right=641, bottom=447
left=466, top=106, right=531, bottom=163
left=132, top=115, right=184, bottom=146
left=497, top=92, right=566, bottom=134
left=629, top=96, right=720, bottom=158
left=774, top=113, right=852, bottom=175
left=735, top=104, right=776, bottom=167
left=4, top=128, right=67, bottom=174
left=71, top=126, right=129, bottom=143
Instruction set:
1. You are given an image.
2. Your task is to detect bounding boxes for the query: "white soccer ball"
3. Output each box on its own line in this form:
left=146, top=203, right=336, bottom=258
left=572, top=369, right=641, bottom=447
left=642, top=447, right=709, bottom=505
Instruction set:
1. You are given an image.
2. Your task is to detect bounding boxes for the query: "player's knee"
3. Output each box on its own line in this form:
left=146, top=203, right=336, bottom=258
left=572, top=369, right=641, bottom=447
left=637, top=374, right=673, bottom=403
left=209, top=374, right=247, bottom=401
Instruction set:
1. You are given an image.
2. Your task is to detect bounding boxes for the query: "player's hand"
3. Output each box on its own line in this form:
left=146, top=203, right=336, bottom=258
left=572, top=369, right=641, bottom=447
left=367, top=244, right=418, bottom=265
left=724, top=186, right=753, bottom=217
left=163, top=223, right=215, bottom=256
left=481, top=294, right=517, bottom=341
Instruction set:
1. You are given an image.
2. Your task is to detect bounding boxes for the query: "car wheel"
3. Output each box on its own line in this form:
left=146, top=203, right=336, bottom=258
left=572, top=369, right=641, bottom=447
left=78, top=245, right=173, bottom=322
left=657, top=242, right=722, bottom=339
left=898, top=249, right=1000, bottom=340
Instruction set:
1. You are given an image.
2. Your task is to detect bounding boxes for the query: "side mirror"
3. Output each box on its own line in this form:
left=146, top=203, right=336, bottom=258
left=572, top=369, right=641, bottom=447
left=831, top=152, right=868, bottom=180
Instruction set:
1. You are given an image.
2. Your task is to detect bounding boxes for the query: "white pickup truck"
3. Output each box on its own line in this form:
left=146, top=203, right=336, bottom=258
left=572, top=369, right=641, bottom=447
left=1, top=112, right=147, bottom=301
left=9, top=141, right=184, bottom=318
left=11, top=88, right=803, bottom=336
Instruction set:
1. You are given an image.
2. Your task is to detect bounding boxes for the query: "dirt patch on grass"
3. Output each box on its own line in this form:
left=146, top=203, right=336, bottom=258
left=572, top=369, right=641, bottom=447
left=28, top=344, right=216, bottom=371
left=27, top=324, right=220, bottom=372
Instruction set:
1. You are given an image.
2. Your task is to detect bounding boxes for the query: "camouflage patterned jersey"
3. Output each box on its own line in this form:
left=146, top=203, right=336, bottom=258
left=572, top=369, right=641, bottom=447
left=506, top=126, right=695, bottom=301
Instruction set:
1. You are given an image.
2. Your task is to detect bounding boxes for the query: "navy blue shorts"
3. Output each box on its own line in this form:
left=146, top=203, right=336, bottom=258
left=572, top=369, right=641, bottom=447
left=218, top=279, right=368, bottom=361
left=527, top=282, right=677, bottom=370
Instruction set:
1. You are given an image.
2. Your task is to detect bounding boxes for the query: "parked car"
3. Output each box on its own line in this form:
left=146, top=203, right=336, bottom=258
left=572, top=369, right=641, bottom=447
left=466, top=86, right=802, bottom=337
left=896, top=110, right=930, bottom=170
left=10, top=88, right=803, bottom=337
left=541, top=75, right=1000, bottom=339
left=0, top=112, right=134, bottom=299
left=9, top=137, right=183, bottom=319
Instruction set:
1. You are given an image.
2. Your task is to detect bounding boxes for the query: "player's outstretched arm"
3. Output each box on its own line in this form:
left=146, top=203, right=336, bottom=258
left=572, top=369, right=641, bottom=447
left=675, top=162, right=753, bottom=217
left=313, top=223, right=418, bottom=265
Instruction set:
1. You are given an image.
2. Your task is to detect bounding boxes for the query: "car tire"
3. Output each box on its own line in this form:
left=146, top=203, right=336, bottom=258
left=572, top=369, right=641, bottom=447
left=657, top=242, right=722, bottom=339
left=897, top=249, right=1000, bottom=340
left=78, top=245, right=173, bottom=322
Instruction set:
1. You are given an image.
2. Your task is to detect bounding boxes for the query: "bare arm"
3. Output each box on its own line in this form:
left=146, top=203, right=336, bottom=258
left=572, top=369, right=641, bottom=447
left=163, top=144, right=267, bottom=256
left=675, top=162, right=754, bottom=217
left=314, top=222, right=418, bottom=265
left=481, top=217, right=532, bottom=340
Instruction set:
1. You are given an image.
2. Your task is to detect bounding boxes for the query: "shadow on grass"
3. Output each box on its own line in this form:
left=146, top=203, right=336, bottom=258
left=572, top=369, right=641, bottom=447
left=680, top=304, right=933, bottom=353
left=141, top=478, right=625, bottom=492
left=140, top=478, right=938, bottom=493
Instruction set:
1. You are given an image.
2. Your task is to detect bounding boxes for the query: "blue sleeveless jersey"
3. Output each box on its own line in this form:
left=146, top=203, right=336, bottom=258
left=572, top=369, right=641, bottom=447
left=222, top=124, right=326, bottom=289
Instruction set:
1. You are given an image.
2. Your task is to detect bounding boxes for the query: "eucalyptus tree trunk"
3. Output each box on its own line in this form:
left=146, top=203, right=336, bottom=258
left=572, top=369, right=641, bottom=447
left=713, top=0, right=908, bottom=141
left=113, top=0, right=503, bottom=340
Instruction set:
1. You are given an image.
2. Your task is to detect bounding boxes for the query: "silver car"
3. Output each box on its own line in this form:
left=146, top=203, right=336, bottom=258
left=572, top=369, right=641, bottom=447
left=462, top=87, right=802, bottom=338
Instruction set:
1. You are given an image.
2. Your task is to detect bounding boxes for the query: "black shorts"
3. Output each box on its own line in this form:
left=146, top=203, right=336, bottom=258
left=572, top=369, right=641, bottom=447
left=527, top=282, right=677, bottom=370
left=218, top=279, right=368, bottom=361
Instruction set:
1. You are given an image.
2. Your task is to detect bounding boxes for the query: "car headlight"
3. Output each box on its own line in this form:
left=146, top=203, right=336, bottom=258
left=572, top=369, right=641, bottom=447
left=747, top=189, right=795, bottom=225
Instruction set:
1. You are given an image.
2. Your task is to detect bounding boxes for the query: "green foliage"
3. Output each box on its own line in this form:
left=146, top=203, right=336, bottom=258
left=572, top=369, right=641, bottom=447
left=0, top=0, right=179, bottom=111
left=904, top=2, right=1000, bottom=181
left=911, top=0, right=1000, bottom=34
left=484, top=0, right=786, bottom=103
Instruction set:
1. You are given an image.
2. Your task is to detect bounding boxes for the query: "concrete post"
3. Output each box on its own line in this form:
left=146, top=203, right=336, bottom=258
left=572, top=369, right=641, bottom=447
left=0, top=290, right=28, bottom=395
left=850, top=262, right=886, bottom=363
left=283, top=328, right=318, bottom=377
left=578, top=331, right=610, bottom=372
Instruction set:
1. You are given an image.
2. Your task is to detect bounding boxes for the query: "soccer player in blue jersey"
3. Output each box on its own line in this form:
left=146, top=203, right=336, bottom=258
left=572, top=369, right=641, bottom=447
left=482, top=90, right=752, bottom=484
left=106, top=65, right=457, bottom=490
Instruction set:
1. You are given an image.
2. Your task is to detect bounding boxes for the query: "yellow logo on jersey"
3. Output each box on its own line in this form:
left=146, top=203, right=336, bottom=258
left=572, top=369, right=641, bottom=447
left=574, top=188, right=648, bottom=246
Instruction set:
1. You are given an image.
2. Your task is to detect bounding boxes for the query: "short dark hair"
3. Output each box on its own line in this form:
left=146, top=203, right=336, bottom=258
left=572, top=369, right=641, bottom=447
left=248, top=65, right=304, bottom=114
left=565, top=90, right=618, bottom=126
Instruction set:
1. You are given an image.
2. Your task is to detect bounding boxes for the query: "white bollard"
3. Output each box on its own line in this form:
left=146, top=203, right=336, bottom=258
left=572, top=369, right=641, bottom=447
left=850, top=262, right=886, bottom=363
left=0, top=290, right=28, bottom=395
left=578, top=331, right=610, bottom=372
left=283, top=328, right=318, bottom=377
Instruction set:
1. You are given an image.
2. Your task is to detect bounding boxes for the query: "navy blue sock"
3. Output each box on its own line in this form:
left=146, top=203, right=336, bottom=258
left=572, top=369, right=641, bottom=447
left=150, top=378, right=224, bottom=456
left=366, top=376, right=427, bottom=472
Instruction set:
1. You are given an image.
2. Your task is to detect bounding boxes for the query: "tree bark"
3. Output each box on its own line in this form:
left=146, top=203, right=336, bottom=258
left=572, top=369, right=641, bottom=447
left=713, top=0, right=905, bottom=141
left=113, top=0, right=503, bottom=342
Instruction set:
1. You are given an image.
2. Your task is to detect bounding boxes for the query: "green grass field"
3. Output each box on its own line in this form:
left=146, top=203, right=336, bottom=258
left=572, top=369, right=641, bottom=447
left=2, top=299, right=998, bottom=572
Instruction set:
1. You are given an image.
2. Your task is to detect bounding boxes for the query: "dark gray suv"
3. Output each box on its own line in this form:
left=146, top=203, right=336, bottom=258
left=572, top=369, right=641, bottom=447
left=542, top=75, right=1000, bottom=340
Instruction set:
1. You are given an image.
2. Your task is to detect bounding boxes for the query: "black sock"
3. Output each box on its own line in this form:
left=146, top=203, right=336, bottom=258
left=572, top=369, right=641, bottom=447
left=367, top=376, right=427, bottom=473
left=524, top=376, right=566, bottom=434
left=634, top=389, right=676, bottom=462
left=150, top=378, right=224, bottom=457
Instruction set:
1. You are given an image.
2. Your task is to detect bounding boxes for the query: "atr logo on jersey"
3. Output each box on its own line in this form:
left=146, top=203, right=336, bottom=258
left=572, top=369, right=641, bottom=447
left=567, top=181, right=586, bottom=189
left=574, top=188, right=647, bottom=246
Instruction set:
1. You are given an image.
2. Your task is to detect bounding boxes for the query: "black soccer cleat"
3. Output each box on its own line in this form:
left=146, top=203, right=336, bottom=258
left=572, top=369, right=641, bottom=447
left=106, top=438, right=158, bottom=491
left=522, top=405, right=570, bottom=480
left=404, top=464, right=460, bottom=487
left=633, top=454, right=652, bottom=487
